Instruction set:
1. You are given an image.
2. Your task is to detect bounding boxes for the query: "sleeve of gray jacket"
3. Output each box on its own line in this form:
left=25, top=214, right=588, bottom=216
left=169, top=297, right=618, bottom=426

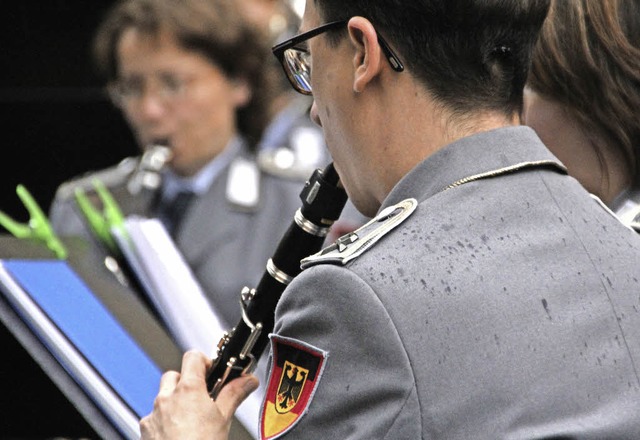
left=268, top=264, right=421, bottom=439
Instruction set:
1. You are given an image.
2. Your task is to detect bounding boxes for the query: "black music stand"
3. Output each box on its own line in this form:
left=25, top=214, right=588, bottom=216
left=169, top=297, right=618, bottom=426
left=0, top=234, right=183, bottom=439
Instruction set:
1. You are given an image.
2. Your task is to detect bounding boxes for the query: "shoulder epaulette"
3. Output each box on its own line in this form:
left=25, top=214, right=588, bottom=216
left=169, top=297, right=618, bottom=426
left=301, top=198, right=418, bottom=268
left=226, top=156, right=260, bottom=211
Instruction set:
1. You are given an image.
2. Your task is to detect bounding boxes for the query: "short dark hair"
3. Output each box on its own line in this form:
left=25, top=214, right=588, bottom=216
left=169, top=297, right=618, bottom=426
left=314, top=0, right=550, bottom=118
left=93, top=0, right=275, bottom=149
left=528, top=0, right=640, bottom=183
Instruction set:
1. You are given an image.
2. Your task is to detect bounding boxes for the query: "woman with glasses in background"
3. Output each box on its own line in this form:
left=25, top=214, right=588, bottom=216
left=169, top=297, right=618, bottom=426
left=47, top=2, right=305, bottom=436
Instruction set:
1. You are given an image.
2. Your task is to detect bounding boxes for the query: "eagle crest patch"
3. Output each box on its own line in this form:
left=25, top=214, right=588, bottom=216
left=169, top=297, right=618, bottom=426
left=261, top=335, right=327, bottom=439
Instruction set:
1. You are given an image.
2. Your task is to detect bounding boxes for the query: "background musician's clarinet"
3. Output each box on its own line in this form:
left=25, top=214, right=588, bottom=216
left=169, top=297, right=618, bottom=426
left=207, top=163, right=347, bottom=398
left=127, top=141, right=172, bottom=195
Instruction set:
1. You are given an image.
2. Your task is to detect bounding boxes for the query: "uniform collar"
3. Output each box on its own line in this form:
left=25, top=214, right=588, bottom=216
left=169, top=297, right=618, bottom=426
left=381, top=126, right=564, bottom=211
left=160, top=136, right=244, bottom=201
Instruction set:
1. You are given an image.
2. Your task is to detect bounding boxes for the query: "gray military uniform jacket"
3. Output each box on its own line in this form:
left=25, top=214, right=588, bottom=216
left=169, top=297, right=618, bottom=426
left=49, top=142, right=303, bottom=330
left=262, top=126, right=640, bottom=439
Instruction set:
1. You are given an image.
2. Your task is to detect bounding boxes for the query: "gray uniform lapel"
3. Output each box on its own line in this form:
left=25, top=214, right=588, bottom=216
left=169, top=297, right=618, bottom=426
left=176, top=171, right=235, bottom=262
left=176, top=159, right=262, bottom=264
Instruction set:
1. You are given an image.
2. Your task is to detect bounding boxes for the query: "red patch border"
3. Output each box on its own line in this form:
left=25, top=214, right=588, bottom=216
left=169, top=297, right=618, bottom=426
left=260, top=334, right=328, bottom=440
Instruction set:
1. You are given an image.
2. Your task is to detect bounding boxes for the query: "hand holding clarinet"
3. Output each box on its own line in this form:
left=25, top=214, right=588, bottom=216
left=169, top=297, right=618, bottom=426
left=140, top=164, right=347, bottom=439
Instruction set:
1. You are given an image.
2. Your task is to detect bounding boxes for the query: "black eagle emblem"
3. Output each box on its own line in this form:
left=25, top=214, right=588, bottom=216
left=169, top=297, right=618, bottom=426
left=275, top=361, right=309, bottom=413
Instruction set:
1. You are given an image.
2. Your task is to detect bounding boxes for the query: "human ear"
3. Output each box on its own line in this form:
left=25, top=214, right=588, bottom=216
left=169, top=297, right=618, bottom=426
left=347, top=17, right=384, bottom=93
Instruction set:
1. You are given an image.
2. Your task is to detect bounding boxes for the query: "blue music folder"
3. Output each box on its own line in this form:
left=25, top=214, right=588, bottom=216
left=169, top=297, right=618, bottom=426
left=0, top=259, right=163, bottom=438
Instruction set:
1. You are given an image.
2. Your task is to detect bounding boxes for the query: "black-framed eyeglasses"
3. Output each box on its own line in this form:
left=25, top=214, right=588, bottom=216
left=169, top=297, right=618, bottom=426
left=272, top=20, right=404, bottom=96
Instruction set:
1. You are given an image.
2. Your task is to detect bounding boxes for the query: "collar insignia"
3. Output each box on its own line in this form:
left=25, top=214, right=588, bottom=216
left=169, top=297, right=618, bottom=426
left=226, top=157, right=260, bottom=211
left=261, top=335, right=327, bottom=439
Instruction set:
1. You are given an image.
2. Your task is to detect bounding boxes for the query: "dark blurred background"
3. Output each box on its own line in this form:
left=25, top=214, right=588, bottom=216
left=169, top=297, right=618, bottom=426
left=1, top=1, right=137, bottom=222
left=1, top=2, right=138, bottom=437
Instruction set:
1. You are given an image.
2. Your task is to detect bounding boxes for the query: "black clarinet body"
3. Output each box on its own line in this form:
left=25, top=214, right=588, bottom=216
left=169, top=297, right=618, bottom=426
left=206, top=163, right=348, bottom=398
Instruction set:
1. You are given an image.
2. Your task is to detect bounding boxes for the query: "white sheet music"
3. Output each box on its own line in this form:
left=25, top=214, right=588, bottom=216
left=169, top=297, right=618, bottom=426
left=113, top=216, right=223, bottom=355
left=112, top=216, right=263, bottom=437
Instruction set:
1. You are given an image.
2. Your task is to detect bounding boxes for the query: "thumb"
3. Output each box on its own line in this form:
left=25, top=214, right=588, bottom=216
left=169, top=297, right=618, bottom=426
left=215, top=374, right=260, bottom=418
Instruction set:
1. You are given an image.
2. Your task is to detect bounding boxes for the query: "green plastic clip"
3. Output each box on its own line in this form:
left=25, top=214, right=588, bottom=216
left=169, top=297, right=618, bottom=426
left=74, top=179, right=126, bottom=255
left=0, top=184, right=68, bottom=259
